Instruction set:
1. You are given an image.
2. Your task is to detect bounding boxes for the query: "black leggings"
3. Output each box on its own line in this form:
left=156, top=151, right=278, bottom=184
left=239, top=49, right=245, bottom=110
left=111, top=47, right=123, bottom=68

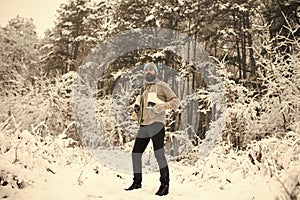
left=133, top=124, right=165, bottom=152
left=132, top=122, right=169, bottom=184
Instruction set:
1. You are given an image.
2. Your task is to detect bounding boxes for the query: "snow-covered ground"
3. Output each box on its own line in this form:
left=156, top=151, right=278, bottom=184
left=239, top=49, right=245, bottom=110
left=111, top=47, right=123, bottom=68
left=1, top=123, right=299, bottom=200
left=0, top=149, right=281, bottom=200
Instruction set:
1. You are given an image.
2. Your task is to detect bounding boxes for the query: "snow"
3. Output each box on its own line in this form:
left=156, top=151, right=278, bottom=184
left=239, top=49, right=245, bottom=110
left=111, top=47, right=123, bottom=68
left=144, top=15, right=155, bottom=22
left=1, top=5, right=299, bottom=199
left=111, top=69, right=128, bottom=80
left=1, top=117, right=299, bottom=200
left=151, top=51, right=165, bottom=58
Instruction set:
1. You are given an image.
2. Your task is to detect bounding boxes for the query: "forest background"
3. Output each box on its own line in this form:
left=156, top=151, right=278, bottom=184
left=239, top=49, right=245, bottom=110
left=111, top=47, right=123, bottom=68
left=0, top=0, right=299, bottom=199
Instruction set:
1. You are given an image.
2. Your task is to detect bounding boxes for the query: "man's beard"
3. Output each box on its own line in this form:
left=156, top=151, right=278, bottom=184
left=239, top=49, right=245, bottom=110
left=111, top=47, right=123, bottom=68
left=145, top=73, right=156, bottom=82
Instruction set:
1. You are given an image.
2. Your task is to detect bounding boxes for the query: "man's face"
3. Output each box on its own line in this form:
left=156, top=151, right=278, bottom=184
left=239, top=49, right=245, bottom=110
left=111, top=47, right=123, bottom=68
left=145, top=67, right=156, bottom=75
left=144, top=67, right=156, bottom=82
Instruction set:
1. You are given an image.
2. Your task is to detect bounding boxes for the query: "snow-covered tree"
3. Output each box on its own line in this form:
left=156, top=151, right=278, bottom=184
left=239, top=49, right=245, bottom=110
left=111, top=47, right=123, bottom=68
left=41, top=0, right=101, bottom=76
left=0, top=16, right=40, bottom=95
left=221, top=22, right=299, bottom=148
left=254, top=25, right=300, bottom=137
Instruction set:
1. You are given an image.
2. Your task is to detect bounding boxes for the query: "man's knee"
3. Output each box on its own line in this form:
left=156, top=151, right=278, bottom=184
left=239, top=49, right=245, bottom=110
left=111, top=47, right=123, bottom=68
left=154, top=149, right=168, bottom=168
left=132, top=152, right=143, bottom=159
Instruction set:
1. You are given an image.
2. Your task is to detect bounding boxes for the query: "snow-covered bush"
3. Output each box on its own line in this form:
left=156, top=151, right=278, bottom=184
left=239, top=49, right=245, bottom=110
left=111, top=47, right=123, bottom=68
left=185, top=131, right=300, bottom=199
left=220, top=25, right=300, bottom=149
left=221, top=71, right=261, bottom=148
left=0, top=116, right=94, bottom=197
left=254, top=39, right=300, bottom=137
left=0, top=71, right=80, bottom=143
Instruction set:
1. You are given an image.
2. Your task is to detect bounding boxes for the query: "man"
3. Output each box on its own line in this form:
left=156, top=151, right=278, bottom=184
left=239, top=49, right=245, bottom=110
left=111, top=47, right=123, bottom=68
left=126, top=62, right=180, bottom=196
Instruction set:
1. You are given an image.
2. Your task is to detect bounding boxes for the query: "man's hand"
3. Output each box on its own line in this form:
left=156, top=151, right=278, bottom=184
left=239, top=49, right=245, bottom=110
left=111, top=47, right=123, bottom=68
left=153, top=102, right=170, bottom=113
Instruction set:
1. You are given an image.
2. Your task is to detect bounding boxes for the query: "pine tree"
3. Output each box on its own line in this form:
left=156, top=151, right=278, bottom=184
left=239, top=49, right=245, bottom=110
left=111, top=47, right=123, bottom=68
left=193, top=0, right=262, bottom=80
left=41, top=0, right=99, bottom=76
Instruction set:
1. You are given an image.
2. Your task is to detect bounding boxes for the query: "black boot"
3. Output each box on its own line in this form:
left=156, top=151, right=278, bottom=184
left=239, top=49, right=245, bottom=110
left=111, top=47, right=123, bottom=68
left=155, top=166, right=169, bottom=195
left=125, top=173, right=142, bottom=191
left=125, top=182, right=141, bottom=191
left=155, top=184, right=169, bottom=196
left=159, top=166, right=169, bottom=185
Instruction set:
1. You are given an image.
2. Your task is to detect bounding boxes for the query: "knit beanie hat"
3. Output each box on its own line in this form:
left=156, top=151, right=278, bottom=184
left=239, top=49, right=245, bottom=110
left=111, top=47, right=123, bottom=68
left=144, top=62, right=158, bottom=74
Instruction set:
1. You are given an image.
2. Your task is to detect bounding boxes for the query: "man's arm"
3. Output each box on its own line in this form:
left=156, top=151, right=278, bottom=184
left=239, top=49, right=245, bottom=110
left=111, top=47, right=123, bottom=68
left=153, top=82, right=180, bottom=113
left=128, top=87, right=142, bottom=121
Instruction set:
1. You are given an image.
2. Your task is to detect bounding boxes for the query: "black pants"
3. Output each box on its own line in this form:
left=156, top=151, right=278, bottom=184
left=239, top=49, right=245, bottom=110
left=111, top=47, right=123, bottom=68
left=132, top=122, right=169, bottom=185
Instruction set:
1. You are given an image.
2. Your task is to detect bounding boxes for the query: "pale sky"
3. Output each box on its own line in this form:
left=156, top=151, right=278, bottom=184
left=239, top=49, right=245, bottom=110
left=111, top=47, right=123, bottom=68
left=0, top=0, right=68, bottom=37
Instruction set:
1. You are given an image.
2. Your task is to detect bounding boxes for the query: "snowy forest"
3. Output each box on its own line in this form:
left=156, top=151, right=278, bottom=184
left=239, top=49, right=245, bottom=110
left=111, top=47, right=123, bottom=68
left=0, top=0, right=299, bottom=199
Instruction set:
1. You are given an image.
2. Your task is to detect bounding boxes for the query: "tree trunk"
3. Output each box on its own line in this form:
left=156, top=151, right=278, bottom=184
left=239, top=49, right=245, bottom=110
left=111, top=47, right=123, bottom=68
left=181, top=76, right=185, bottom=101
left=245, top=12, right=256, bottom=77
left=242, top=14, right=247, bottom=79
left=233, top=12, right=242, bottom=79
left=71, top=15, right=83, bottom=71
